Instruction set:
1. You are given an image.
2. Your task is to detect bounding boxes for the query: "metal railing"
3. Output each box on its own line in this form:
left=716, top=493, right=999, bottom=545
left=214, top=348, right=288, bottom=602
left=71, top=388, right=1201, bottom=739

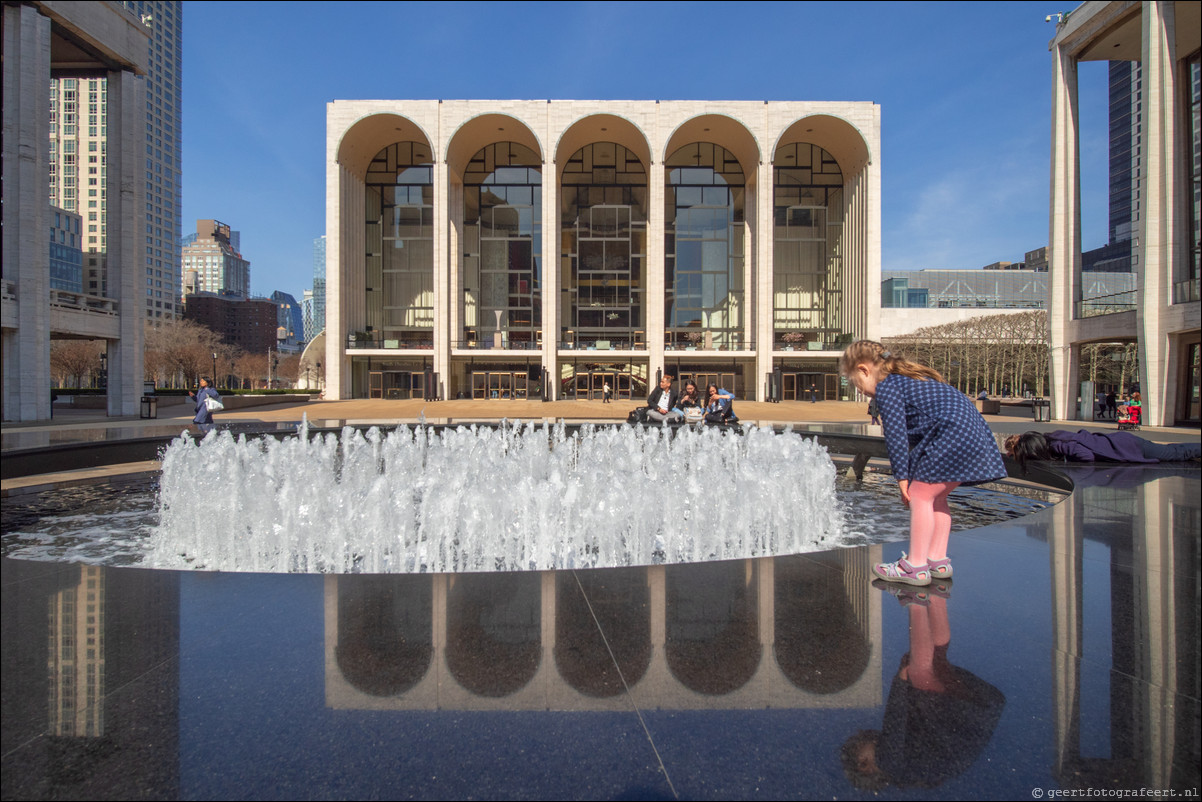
left=559, top=338, right=645, bottom=351
left=774, top=334, right=852, bottom=352
left=453, top=339, right=541, bottom=350
left=346, top=334, right=433, bottom=350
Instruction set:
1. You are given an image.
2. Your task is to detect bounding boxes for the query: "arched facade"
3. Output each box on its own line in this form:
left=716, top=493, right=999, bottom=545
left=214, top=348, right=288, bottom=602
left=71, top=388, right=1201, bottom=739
left=327, top=101, right=880, bottom=401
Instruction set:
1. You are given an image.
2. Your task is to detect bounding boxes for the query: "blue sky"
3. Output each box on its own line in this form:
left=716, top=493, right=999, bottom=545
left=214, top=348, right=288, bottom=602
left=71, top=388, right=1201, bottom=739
left=181, top=0, right=1111, bottom=301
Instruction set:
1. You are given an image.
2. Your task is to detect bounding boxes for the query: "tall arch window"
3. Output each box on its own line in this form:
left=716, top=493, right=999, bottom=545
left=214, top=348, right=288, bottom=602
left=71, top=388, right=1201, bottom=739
left=462, top=143, right=541, bottom=347
left=773, top=142, right=844, bottom=347
left=560, top=143, right=647, bottom=348
left=665, top=143, right=745, bottom=349
left=365, top=142, right=433, bottom=345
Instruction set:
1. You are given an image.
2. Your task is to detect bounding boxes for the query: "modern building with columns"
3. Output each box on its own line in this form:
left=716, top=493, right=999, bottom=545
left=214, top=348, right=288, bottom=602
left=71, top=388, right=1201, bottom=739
left=2, top=1, right=148, bottom=421
left=1048, top=1, right=1201, bottom=426
left=325, top=100, right=880, bottom=403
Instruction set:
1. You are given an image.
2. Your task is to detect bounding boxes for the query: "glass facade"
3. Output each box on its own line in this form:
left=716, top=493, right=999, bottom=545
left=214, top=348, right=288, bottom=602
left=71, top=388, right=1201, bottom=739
left=772, top=143, right=845, bottom=348
left=327, top=101, right=882, bottom=404
left=560, top=143, right=647, bottom=349
left=462, top=143, right=541, bottom=348
left=665, top=143, right=745, bottom=350
left=365, top=142, right=434, bottom=345
left=49, top=209, right=83, bottom=293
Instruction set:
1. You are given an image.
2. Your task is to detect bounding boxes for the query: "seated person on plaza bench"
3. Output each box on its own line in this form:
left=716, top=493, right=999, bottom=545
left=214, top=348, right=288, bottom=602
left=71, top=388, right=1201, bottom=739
left=645, top=374, right=683, bottom=423
left=676, top=379, right=704, bottom=423
left=703, top=384, right=739, bottom=425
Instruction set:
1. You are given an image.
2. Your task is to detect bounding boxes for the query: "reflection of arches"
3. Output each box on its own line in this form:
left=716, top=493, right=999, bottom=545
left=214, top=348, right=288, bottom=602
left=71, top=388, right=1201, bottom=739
left=445, top=573, right=541, bottom=697
left=335, top=575, right=433, bottom=696
left=554, top=568, right=651, bottom=697
left=773, top=553, right=870, bottom=693
left=665, top=562, right=761, bottom=695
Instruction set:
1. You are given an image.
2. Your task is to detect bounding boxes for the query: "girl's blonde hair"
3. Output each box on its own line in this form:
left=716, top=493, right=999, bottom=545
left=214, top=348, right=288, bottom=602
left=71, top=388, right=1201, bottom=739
left=838, top=340, right=944, bottom=383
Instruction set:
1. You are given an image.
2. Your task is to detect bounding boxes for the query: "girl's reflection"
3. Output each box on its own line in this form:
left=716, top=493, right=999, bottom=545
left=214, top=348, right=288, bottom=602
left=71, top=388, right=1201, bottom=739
left=842, top=584, right=1004, bottom=790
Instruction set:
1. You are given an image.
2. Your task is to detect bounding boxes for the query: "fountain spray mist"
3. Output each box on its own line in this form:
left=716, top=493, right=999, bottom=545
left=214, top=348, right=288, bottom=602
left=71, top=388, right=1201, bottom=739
left=153, top=422, right=844, bottom=574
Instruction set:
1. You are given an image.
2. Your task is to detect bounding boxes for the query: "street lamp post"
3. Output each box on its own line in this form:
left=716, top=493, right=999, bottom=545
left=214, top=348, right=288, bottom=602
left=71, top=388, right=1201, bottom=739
left=211, top=352, right=218, bottom=388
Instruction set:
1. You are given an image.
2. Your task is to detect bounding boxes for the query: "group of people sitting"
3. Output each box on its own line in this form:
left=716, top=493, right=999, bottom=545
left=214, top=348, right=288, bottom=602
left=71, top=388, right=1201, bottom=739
left=642, top=375, right=738, bottom=426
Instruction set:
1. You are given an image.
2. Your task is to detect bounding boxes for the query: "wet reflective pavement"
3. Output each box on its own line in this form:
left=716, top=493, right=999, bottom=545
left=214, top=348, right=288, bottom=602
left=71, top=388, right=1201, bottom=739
left=2, top=456, right=1198, bottom=800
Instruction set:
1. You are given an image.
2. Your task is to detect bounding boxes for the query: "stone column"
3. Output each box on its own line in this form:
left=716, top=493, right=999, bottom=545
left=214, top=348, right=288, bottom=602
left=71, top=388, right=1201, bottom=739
left=105, top=67, right=146, bottom=417
left=647, top=157, right=666, bottom=377
left=1048, top=41, right=1081, bottom=421
left=755, top=157, right=775, bottom=399
left=541, top=147, right=558, bottom=399
left=328, top=164, right=365, bottom=400
left=1136, top=0, right=1178, bottom=428
left=1, top=4, right=51, bottom=421
left=865, top=138, right=883, bottom=344
left=433, top=158, right=451, bottom=399
left=323, top=116, right=342, bottom=400
left=445, top=172, right=462, bottom=395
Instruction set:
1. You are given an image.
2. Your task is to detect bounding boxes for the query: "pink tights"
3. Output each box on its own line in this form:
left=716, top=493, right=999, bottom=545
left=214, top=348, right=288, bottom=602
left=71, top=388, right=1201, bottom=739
left=907, top=480, right=960, bottom=567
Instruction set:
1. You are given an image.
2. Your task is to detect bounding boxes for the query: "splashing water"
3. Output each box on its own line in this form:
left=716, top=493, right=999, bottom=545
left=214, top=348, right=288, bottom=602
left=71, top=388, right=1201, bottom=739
left=151, top=421, right=844, bottom=574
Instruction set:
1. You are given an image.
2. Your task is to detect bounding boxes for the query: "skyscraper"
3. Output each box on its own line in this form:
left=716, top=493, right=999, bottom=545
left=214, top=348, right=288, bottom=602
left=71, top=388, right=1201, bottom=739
left=301, top=289, right=316, bottom=342
left=181, top=220, right=250, bottom=298
left=47, top=1, right=182, bottom=319
left=1109, top=60, right=1140, bottom=247
left=312, top=235, right=327, bottom=338
left=271, top=290, right=304, bottom=348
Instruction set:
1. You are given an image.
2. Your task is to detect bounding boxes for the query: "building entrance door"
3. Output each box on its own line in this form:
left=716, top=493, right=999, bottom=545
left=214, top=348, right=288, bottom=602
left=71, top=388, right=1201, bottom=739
left=590, top=371, right=615, bottom=400
left=471, top=371, right=529, bottom=399
left=370, top=370, right=426, bottom=399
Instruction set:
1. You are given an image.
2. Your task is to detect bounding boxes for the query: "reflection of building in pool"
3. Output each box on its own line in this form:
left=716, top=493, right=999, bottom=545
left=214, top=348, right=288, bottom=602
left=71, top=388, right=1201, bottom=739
left=8, top=560, right=181, bottom=799
left=1046, top=467, right=1200, bottom=790
left=325, top=100, right=881, bottom=403
left=323, top=550, right=883, bottom=711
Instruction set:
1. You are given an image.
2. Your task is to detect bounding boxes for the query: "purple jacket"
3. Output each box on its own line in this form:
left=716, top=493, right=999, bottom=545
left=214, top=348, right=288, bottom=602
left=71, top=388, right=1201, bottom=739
left=1044, top=430, right=1156, bottom=463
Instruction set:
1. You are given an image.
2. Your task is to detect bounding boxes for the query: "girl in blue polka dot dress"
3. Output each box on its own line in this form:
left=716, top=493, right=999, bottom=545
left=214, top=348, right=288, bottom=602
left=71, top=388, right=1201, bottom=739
left=839, top=341, right=1006, bottom=586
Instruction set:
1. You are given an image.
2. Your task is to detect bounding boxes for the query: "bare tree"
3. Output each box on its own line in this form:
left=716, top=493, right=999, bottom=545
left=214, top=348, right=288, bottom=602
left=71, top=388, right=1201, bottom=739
left=51, top=339, right=104, bottom=388
left=144, top=318, right=224, bottom=389
left=276, top=354, right=301, bottom=388
left=233, top=352, right=268, bottom=389
left=885, top=311, right=1051, bottom=397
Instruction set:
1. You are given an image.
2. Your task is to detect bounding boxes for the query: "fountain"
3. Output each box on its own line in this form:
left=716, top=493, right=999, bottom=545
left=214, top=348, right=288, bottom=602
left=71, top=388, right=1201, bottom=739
left=2, top=420, right=1061, bottom=572
left=152, top=421, right=846, bottom=574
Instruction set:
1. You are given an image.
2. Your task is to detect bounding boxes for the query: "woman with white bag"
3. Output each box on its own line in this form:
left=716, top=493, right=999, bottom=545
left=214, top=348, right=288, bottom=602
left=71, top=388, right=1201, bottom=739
left=189, top=376, right=222, bottom=432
